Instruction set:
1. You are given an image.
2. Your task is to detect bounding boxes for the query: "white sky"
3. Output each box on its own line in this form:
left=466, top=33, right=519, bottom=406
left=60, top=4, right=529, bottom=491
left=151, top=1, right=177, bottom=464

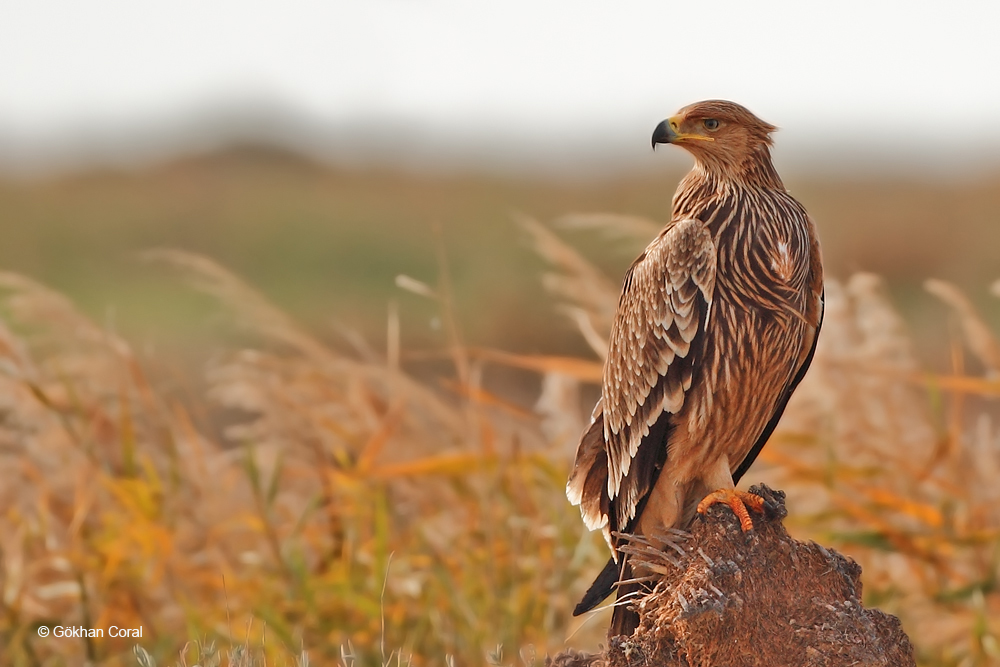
left=2, top=0, right=1000, bottom=174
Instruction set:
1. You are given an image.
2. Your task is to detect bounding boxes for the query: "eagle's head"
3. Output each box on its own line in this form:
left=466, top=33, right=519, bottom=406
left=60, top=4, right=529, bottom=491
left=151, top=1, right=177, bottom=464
left=652, top=100, right=777, bottom=175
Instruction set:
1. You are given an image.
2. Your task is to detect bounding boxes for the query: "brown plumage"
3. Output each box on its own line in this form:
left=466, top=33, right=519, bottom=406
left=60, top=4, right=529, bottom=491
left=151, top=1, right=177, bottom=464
left=566, top=100, right=824, bottom=636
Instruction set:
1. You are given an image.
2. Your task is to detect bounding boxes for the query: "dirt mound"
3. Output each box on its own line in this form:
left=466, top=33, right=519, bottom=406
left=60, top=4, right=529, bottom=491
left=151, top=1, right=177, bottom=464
left=551, top=484, right=914, bottom=667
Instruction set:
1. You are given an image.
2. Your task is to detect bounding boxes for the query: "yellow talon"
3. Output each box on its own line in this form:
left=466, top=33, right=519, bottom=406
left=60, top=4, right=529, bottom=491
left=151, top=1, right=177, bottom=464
left=696, top=488, right=765, bottom=532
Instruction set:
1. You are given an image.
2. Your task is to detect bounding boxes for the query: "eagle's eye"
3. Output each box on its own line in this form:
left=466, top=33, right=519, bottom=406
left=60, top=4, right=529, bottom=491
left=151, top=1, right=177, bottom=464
left=704, top=119, right=720, bottom=131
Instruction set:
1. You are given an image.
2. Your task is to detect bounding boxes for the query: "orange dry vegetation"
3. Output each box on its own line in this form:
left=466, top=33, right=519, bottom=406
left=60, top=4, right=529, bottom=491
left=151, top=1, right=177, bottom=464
left=0, top=212, right=998, bottom=666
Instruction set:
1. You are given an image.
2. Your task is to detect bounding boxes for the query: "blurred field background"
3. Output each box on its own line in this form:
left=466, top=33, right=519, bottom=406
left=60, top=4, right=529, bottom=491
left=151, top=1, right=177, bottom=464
left=1, top=144, right=999, bottom=667
left=3, top=146, right=999, bottom=361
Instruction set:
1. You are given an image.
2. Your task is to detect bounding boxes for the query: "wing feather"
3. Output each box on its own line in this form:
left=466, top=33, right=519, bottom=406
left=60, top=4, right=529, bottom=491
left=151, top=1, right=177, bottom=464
left=566, top=400, right=610, bottom=532
left=601, top=218, right=716, bottom=527
left=732, top=216, right=825, bottom=483
left=566, top=218, right=717, bottom=537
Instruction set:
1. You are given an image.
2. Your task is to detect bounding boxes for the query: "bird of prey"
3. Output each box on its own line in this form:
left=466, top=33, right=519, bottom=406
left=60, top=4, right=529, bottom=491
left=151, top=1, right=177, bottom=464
left=566, top=100, right=824, bottom=637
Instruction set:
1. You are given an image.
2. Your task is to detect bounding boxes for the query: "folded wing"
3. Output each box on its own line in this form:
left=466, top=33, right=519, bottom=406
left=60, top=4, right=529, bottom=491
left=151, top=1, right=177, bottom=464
left=567, top=217, right=717, bottom=537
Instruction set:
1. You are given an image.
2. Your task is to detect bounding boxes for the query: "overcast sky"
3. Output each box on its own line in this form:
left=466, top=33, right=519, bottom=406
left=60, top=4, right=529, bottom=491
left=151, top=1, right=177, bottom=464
left=3, top=0, right=1000, bottom=175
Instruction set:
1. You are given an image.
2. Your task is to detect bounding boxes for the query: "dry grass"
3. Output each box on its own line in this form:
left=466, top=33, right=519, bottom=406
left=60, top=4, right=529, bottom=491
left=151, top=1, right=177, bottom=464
left=0, top=213, right=998, bottom=666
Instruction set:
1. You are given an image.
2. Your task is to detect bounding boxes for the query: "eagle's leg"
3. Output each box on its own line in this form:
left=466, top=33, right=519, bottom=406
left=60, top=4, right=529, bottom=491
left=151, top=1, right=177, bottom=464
left=696, top=489, right=765, bottom=532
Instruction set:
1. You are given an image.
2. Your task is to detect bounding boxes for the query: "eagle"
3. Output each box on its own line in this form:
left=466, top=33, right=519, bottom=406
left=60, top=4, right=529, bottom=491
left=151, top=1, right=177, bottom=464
left=566, top=100, right=824, bottom=637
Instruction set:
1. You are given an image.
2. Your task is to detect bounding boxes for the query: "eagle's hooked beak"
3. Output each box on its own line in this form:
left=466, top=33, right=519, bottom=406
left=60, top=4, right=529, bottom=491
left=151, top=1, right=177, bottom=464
left=652, top=115, right=715, bottom=149
left=651, top=118, right=678, bottom=149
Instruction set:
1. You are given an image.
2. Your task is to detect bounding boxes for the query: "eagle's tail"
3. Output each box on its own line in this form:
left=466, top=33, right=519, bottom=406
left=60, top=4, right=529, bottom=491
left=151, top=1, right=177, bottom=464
left=609, top=558, right=641, bottom=638
left=572, top=555, right=642, bottom=638
left=572, top=556, right=618, bottom=616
